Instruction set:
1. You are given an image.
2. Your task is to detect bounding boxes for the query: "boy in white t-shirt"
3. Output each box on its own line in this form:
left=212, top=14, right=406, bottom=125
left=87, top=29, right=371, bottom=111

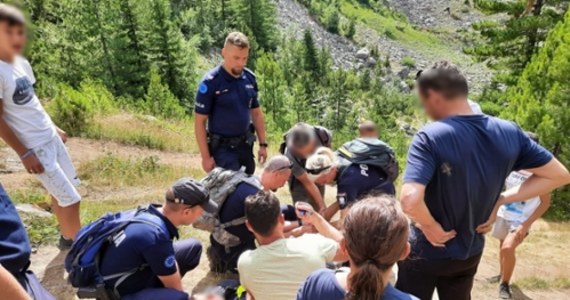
left=489, top=132, right=551, bottom=299
left=0, top=4, right=81, bottom=249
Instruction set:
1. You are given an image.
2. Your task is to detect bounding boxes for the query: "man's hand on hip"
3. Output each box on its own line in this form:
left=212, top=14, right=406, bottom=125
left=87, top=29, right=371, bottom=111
left=416, top=221, right=456, bottom=248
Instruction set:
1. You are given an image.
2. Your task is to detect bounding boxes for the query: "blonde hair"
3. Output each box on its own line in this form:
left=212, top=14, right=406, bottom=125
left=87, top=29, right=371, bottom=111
left=305, top=147, right=336, bottom=181
left=224, top=32, right=249, bottom=49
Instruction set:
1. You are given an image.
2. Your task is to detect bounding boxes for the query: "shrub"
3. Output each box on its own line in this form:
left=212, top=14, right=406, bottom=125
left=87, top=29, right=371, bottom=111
left=142, top=65, right=187, bottom=119
left=384, top=28, right=396, bottom=39
left=401, top=56, right=416, bottom=68
left=49, top=84, right=94, bottom=136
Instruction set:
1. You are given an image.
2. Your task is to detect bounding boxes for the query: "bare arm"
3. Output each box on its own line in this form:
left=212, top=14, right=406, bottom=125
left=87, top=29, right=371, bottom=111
left=296, top=202, right=348, bottom=261
left=400, top=182, right=456, bottom=247
left=194, top=113, right=215, bottom=172
left=157, top=265, right=184, bottom=292
left=251, top=108, right=267, bottom=164
left=296, top=172, right=326, bottom=212
left=0, top=265, right=31, bottom=300
left=0, top=101, right=44, bottom=174
left=499, top=159, right=570, bottom=205
left=523, top=193, right=551, bottom=227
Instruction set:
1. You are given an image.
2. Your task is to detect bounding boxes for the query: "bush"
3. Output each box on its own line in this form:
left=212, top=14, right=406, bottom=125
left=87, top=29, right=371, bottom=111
left=50, top=84, right=94, bottom=136
left=325, top=8, right=340, bottom=34
left=384, top=28, right=396, bottom=39
left=142, top=65, right=187, bottom=119
left=401, top=56, right=416, bottom=68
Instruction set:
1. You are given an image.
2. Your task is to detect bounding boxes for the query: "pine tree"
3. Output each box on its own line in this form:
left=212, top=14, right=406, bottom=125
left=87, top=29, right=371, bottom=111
left=144, top=0, right=194, bottom=103
left=302, top=30, right=321, bottom=80
left=503, top=8, right=570, bottom=219
left=256, top=53, right=287, bottom=130
left=232, top=0, right=278, bottom=52
left=469, top=0, right=568, bottom=102
left=144, top=65, right=186, bottom=119
left=111, top=0, right=149, bottom=99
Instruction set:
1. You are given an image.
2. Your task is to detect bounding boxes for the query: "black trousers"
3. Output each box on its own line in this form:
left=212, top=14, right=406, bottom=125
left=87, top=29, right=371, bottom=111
left=396, top=253, right=482, bottom=300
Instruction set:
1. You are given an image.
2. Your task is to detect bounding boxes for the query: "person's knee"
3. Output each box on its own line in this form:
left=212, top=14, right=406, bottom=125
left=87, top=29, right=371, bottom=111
left=176, top=239, right=203, bottom=269
left=500, top=240, right=517, bottom=254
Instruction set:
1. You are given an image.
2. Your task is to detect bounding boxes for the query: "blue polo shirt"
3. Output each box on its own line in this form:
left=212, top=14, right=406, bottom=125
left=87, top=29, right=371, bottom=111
left=336, top=164, right=396, bottom=209
left=0, top=185, right=31, bottom=275
left=297, top=269, right=418, bottom=300
left=404, top=115, right=553, bottom=260
left=194, top=66, right=260, bottom=137
left=99, top=205, right=178, bottom=296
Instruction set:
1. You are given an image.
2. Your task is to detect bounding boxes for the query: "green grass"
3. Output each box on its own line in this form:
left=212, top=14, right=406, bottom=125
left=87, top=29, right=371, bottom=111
left=78, top=153, right=204, bottom=188
left=515, top=277, right=570, bottom=290
left=341, top=1, right=465, bottom=61
left=86, top=113, right=199, bottom=152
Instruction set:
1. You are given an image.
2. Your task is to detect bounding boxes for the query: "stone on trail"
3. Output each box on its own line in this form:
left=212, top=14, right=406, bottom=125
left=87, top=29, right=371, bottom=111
left=356, top=48, right=370, bottom=60
left=16, top=203, right=52, bottom=218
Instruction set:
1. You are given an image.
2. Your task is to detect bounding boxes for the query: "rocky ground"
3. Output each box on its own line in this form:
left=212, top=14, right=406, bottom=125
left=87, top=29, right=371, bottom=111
left=384, top=0, right=486, bottom=29
left=276, top=0, right=492, bottom=93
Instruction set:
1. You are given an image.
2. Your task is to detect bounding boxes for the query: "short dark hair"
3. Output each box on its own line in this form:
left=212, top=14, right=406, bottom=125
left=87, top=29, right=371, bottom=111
left=0, top=4, right=25, bottom=26
left=286, top=123, right=315, bottom=150
left=244, top=191, right=281, bottom=237
left=416, top=61, right=468, bottom=100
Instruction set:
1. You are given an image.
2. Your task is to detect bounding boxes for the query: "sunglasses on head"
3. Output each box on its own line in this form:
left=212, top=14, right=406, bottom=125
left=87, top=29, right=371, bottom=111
left=276, top=161, right=294, bottom=172
left=306, top=165, right=332, bottom=175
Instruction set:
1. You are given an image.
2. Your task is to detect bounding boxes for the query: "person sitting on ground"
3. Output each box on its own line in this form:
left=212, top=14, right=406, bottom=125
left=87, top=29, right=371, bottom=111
left=281, top=122, right=332, bottom=214
left=479, top=132, right=551, bottom=299
left=305, top=147, right=395, bottom=219
left=296, top=196, right=418, bottom=300
left=237, top=191, right=345, bottom=300
left=207, top=155, right=300, bottom=274
left=0, top=184, right=54, bottom=299
left=98, top=178, right=216, bottom=300
left=358, top=120, right=379, bottom=138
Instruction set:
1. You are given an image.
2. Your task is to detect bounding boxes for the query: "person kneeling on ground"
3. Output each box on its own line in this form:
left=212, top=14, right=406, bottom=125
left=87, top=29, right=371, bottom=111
left=98, top=178, right=215, bottom=300
left=477, top=133, right=551, bottom=299
left=306, top=147, right=395, bottom=220
left=237, top=191, right=346, bottom=300
left=207, top=155, right=300, bottom=274
left=297, top=195, right=418, bottom=300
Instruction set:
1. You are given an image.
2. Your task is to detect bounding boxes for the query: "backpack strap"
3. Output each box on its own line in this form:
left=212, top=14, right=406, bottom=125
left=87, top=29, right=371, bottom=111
left=218, top=216, right=247, bottom=229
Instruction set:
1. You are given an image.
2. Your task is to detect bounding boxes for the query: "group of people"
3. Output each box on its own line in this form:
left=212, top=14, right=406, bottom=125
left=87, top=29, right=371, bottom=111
left=1, top=3, right=569, bottom=300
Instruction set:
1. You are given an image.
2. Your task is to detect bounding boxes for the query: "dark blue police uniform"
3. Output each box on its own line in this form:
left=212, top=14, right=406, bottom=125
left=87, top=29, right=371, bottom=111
left=99, top=205, right=202, bottom=300
left=195, top=65, right=260, bottom=175
left=336, top=163, right=395, bottom=209
left=209, top=182, right=297, bottom=273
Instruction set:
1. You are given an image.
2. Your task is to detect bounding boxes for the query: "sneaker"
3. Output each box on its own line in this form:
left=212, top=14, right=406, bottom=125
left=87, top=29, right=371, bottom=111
left=487, top=274, right=501, bottom=284
left=58, top=235, right=73, bottom=250
left=499, top=282, right=512, bottom=299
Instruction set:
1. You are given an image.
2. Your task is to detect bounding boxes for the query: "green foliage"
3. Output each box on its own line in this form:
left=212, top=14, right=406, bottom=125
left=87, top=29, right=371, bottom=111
left=325, top=6, right=341, bottom=34
left=470, top=0, right=568, bottom=104
left=344, top=17, right=356, bottom=39
left=401, top=56, right=416, bottom=68
left=142, top=65, right=187, bottom=119
left=502, top=9, right=570, bottom=220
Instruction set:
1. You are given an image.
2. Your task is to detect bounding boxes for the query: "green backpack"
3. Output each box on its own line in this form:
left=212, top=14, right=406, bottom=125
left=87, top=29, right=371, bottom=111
left=337, top=138, right=400, bottom=182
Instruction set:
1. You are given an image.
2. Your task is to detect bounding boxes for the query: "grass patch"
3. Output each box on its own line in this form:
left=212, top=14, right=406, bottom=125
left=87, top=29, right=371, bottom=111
left=86, top=113, right=198, bottom=153
left=341, top=1, right=464, bottom=61
left=513, top=277, right=570, bottom=290
left=78, top=153, right=203, bottom=188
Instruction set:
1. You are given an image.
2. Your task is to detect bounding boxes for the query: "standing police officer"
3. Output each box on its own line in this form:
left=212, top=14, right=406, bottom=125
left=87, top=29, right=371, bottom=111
left=194, top=32, right=267, bottom=175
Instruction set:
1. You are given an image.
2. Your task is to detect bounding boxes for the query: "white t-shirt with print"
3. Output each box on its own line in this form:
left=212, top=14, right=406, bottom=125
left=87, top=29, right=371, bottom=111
left=0, top=56, right=56, bottom=149
left=498, top=170, right=541, bottom=223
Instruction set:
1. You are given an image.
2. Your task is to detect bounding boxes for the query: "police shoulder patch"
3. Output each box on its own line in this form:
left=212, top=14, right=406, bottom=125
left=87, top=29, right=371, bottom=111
left=164, top=255, right=176, bottom=268
left=199, top=83, right=208, bottom=94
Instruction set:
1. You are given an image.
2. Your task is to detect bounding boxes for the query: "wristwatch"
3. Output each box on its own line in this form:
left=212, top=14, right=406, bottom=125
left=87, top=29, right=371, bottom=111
left=259, top=143, right=268, bottom=148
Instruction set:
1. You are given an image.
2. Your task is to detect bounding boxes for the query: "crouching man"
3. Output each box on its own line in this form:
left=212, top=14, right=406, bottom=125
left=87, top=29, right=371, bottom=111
left=98, top=178, right=216, bottom=300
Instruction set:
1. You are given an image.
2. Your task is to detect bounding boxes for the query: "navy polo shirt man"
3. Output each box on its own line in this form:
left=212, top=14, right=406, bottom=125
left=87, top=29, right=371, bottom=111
left=100, top=178, right=217, bottom=300
left=195, top=31, right=267, bottom=175
left=397, top=61, right=570, bottom=300
left=208, top=155, right=298, bottom=274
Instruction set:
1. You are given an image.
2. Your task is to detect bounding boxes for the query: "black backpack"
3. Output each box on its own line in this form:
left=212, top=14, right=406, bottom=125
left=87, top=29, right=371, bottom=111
left=337, top=138, right=400, bottom=182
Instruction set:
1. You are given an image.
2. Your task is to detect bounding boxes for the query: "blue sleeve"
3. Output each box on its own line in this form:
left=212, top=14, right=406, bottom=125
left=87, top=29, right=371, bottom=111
left=403, top=132, right=437, bottom=185
left=296, top=269, right=344, bottom=300
left=142, top=238, right=177, bottom=276
left=251, top=78, right=260, bottom=109
left=337, top=167, right=359, bottom=204
left=194, top=78, right=215, bottom=115
left=513, top=130, right=553, bottom=171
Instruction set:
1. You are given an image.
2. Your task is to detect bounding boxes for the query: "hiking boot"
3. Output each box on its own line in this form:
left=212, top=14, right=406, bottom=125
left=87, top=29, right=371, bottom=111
left=58, top=235, right=73, bottom=250
left=499, top=282, right=512, bottom=299
left=487, top=274, right=501, bottom=284
left=207, top=245, right=227, bottom=274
